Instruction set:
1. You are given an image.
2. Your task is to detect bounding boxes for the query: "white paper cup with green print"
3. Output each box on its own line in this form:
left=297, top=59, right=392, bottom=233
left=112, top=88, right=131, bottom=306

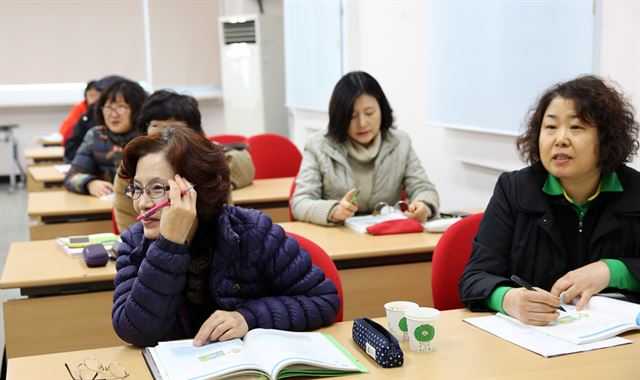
left=405, top=307, right=440, bottom=352
left=384, top=301, right=419, bottom=342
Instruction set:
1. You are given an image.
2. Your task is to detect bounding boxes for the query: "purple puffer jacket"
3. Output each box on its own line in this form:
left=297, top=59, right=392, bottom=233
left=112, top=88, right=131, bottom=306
left=112, top=206, right=339, bottom=347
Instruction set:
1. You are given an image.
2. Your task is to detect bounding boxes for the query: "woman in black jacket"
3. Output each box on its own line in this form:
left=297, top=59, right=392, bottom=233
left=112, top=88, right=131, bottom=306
left=459, top=75, right=640, bottom=325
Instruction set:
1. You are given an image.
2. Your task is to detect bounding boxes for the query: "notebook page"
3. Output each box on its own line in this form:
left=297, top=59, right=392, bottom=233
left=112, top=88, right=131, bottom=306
left=464, top=315, right=631, bottom=357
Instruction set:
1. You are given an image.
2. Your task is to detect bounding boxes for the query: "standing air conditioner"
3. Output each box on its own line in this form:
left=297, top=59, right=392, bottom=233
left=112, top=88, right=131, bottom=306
left=219, top=14, right=286, bottom=136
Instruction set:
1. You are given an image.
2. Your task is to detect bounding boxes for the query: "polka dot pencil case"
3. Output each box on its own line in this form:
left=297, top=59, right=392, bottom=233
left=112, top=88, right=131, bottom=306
left=352, top=318, right=404, bottom=368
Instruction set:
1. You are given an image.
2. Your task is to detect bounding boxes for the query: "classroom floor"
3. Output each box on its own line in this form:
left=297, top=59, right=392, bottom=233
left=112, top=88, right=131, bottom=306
left=0, top=182, right=29, bottom=374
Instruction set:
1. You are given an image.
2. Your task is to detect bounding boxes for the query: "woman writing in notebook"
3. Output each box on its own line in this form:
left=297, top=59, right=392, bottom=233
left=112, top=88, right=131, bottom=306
left=112, top=127, right=339, bottom=347
left=290, top=71, right=440, bottom=225
left=460, top=75, right=640, bottom=325
left=64, top=79, right=147, bottom=197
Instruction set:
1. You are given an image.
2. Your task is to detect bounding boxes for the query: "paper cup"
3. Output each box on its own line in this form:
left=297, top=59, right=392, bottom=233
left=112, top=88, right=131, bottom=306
left=405, top=307, right=440, bottom=352
left=384, top=301, right=419, bottom=342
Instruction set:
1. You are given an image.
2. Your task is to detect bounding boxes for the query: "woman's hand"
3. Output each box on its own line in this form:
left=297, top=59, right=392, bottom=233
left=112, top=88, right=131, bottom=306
left=87, top=180, right=113, bottom=197
left=502, top=287, right=560, bottom=325
left=193, top=310, right=249, bottom=347
left=159, top=174, right=198, bottom=244
left=329, top=188, right=359, bottom=223
left=550, top=261, right=610, bottom=311
left=404, top=201, right=430, bottom=222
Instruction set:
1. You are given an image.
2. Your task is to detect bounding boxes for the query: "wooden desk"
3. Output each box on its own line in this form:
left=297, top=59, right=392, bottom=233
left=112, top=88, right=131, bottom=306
left=231, top=177, right=293, bottom=223
left=28, top=190, right=113, bottom=240
left=280, top=222, right=441, bottom=320
left=26, top=165, right=65, bottom=191
left=0, top=240, right=122, bottom=358
left=37, top=133, right=63, bottom=147
left=24, top=146, right=64, bottom=164
left=9, top=310, right=639, bottom=379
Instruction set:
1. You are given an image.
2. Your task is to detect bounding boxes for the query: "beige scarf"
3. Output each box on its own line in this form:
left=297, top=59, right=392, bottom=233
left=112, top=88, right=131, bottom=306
left=346, top=132, right=382, bottom=212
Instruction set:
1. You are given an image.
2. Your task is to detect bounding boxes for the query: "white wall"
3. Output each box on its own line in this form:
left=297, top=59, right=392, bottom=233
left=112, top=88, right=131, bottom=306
left=599, top=0, right=640, bottom=169
left=341, top=0, right=640, bottom=211
left=1, top=0, right=638, bottom=193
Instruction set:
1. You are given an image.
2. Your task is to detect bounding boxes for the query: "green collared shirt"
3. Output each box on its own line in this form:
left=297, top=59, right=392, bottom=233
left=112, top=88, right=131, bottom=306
left=486, top=171, right=640, bottom=315
left=541, top=172, right=623, bottom=221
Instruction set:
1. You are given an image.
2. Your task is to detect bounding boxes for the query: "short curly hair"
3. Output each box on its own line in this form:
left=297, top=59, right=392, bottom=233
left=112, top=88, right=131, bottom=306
left=119, top=126, right=230, bottom=220
left=517, top=75, right=639, bottom=172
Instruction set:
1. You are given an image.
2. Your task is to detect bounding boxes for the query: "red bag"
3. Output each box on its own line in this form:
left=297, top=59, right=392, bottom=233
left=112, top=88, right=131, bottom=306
left=366, top=218, right=424, bottom=235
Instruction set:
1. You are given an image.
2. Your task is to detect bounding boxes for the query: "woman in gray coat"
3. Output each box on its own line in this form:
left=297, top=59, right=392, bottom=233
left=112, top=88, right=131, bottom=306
left=291, top=71, right=439, bottom=226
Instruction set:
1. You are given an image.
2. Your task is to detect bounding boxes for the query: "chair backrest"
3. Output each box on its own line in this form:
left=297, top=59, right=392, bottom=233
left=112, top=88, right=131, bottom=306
left=111, top=208, right=120, bottom=235
left=286, top=232, right=344, bottom=322
left=208, top=134, right=247, bottom=145
left=246, top=133, right=302, bottom=179
left=431, top=212, right=484, bottom=311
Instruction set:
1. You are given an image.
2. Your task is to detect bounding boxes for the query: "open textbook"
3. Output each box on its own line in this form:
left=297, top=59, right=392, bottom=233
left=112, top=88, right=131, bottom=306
left=142, top=328, right=367, bottom=380
left=518, top=295, right=640, bottom=345
left=465, top=295, right=640, bottom=357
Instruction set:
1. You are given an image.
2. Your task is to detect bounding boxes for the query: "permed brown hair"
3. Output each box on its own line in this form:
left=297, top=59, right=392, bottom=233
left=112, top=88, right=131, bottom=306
left=119, top=126, right=230, bottom=219
left=517, top=75, right=639, bottom=172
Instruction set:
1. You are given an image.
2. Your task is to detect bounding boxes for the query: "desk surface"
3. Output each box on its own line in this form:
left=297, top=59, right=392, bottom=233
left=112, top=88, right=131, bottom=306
left=28, top=165, right=65, bottom=182
left=279, top=222, right=441, bottom=261
left=231, top=176, right=293, bottom=204
left=8, top=309, right=639, bottom=379
left=28, top=190, right=112, bottom=217
left=0, top=240, right=116, bottom=289
left=37, top=134, right=63, bottom=146
left=24, top=146, right=64, bottom=159
left=28, top=178, right=291, bottom=217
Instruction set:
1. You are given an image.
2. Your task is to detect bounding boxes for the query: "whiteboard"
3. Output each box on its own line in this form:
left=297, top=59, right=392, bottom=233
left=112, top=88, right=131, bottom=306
left=284, top=0, right=343, bottom=111
left=426, top=0, right=595, bottom=134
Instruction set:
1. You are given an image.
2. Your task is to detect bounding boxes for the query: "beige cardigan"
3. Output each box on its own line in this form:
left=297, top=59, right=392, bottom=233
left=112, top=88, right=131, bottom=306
left=291, top=129, right=440, bottom=226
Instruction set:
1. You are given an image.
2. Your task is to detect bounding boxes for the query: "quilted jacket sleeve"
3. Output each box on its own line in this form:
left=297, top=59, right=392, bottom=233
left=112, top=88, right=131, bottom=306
left=235, top=220, right=340, bottom=331
left=112, top=225, right=192, bottom=347
left=64, top=128, right=100, bottom=194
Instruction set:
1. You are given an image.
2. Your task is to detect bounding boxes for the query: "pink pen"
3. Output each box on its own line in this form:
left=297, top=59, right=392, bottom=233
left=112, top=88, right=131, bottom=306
left=136, top=185, right=195, bottom=221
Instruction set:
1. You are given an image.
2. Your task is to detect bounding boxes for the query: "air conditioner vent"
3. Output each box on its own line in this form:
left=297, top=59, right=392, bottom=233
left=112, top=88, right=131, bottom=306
left=223, top=21, right=256, bottom=44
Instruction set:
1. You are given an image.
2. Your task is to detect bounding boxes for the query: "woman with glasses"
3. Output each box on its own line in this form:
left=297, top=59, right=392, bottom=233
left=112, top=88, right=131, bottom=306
left=64, top=79, right=147, bottom=197
left=460, top=75, right=640, bottom=325
left=290, top=71, right=440, bottom=226
left=112, top=126, right=339, bottom=347
left=112, top=90, right=255, bottom=233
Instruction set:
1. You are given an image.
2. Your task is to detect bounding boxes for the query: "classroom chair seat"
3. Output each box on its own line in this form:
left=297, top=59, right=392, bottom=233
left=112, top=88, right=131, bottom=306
left=431, top=212, right=484, bottom=311
left=247, top=134, right=302, bottom=179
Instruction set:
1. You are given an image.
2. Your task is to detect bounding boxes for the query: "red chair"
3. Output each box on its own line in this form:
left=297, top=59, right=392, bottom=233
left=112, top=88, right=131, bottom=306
left=208, top=134, right=247, bottom=144
left=111, top=208, right=120, bottom=235
left=246, top=133, right=302, bottom=179
left=431, top=213, right=484, bottom=311
left=286, top=232, right=344, bottom=322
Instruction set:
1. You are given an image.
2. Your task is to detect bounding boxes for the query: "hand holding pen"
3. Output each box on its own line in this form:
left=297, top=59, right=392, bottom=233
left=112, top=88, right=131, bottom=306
left=510, top=275, right=566, bottom=312
left=501, top=275, right=565, bottom=326
left=155, top=175, right=198, bottom=244
left=136, top=184, right=196, bottom=221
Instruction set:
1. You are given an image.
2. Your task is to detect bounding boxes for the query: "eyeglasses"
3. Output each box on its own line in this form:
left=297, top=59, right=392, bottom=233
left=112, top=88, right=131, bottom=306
left=125, top=183, right=170, bottom=200
left=101, top=105, right=130, bottom=116
left=65, top=357, right=129, bottom=380
left=372, top=200, right=409, bottom=216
